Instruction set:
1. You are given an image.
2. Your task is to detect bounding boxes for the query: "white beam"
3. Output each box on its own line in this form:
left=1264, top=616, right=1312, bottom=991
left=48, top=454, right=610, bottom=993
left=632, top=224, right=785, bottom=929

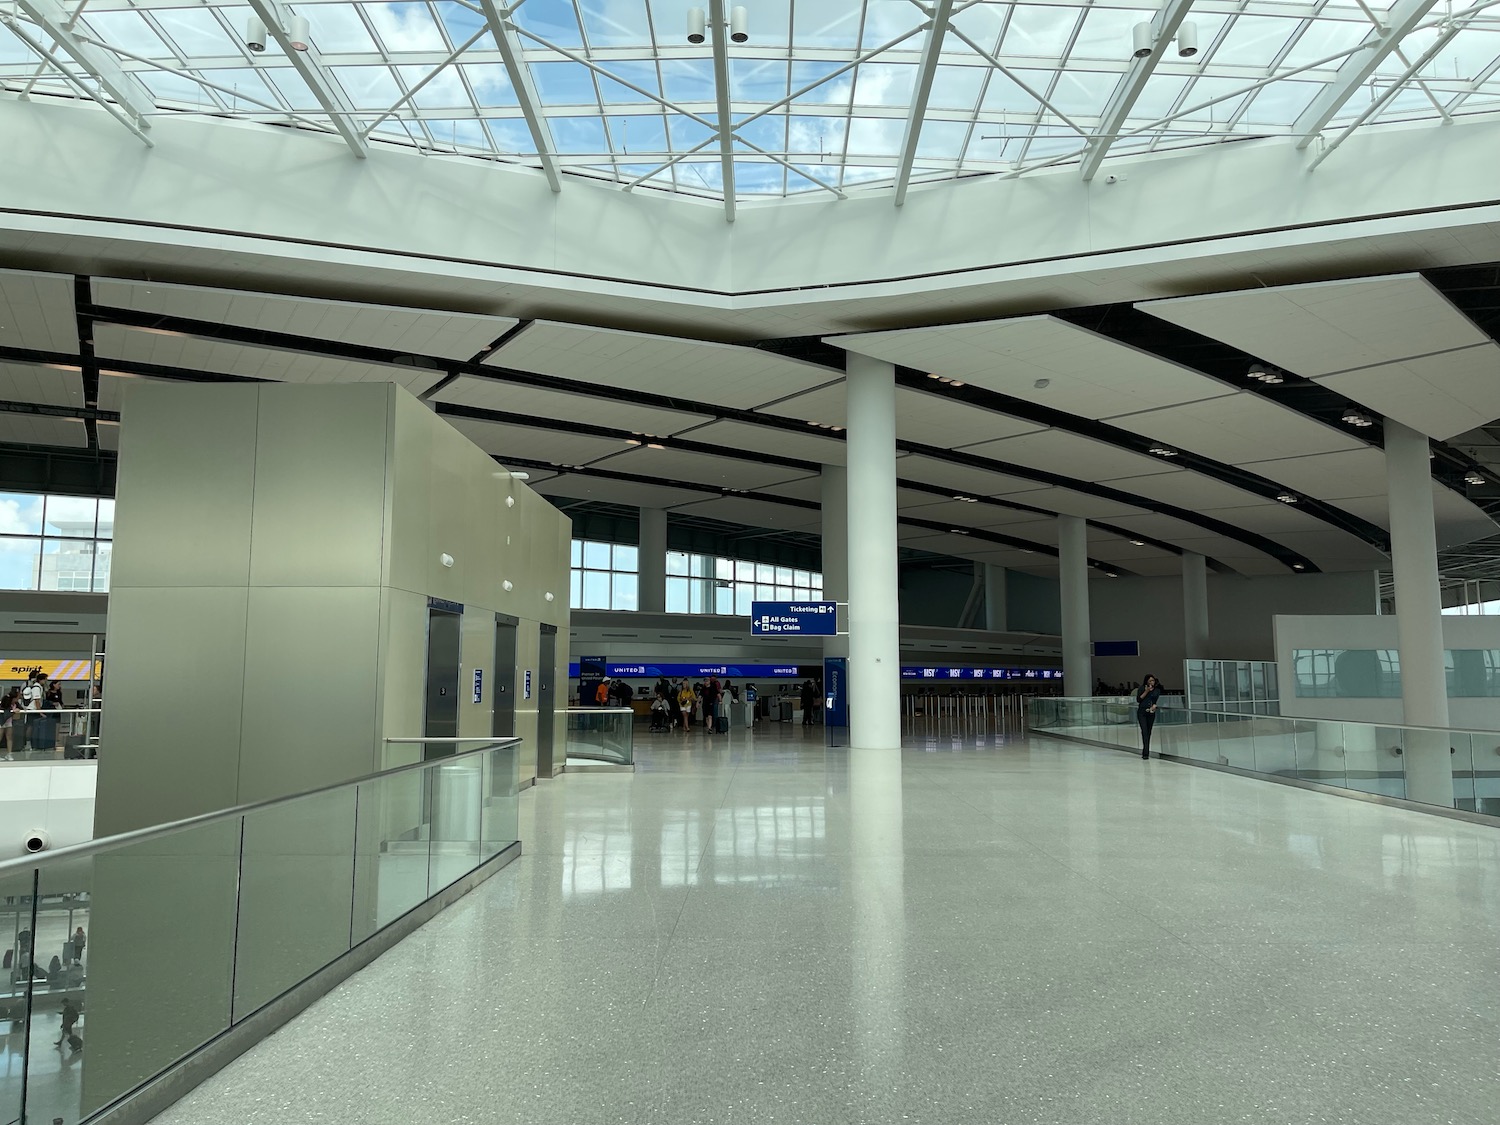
left=244, top=0, right=367, bottom=157
left=486, top=1, right=560, bottom=191
left=14, top=0, right=154, bottom=124
left=1079, top=0, right=1197, bottom=182
left=1292, top=0, right=1439, bottom=148
left=892, top=0, right=956, bottom=207
left=708, top=0, right=737, bottom=221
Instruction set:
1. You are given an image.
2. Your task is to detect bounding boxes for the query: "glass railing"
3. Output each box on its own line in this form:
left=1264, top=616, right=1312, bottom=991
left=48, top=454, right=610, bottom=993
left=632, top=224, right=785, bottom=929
left=0, top=708, right=102, bottom=763
left=564, top=708, right=634, bottom=766
left=0, top=736, right=521, bottom=1125
left=1027, top=697, right=1500, bottom=817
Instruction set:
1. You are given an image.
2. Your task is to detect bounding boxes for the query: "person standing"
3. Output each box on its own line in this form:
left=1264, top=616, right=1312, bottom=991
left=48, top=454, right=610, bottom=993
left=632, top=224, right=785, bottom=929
left=799, top=680, right=817, bottom=727
left=676, top=681, right=695, bottom=732
left=1135, top=674, right=1162, bottom=759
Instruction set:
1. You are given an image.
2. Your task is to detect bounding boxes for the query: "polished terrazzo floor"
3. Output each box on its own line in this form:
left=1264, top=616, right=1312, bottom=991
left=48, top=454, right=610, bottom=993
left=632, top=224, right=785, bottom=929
left=150, top=722, right=1500, bottom=1125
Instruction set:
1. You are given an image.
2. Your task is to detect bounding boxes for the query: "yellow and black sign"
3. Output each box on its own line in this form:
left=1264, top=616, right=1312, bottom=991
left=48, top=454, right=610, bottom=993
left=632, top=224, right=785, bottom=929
left=0, top=660, right=97, bottom=681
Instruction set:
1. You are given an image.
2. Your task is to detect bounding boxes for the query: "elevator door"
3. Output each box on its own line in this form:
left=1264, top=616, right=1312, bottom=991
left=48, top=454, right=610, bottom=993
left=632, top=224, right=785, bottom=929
left=424, top=607, right=462, bottom=760
left=493, top=615, right=518, bottom=739
left=536, top=625, right=557, bottom=777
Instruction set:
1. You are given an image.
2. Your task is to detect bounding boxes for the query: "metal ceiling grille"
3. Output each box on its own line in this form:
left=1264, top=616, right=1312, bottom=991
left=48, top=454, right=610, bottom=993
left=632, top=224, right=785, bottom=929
left=5, top=0, right=1500, bottom=217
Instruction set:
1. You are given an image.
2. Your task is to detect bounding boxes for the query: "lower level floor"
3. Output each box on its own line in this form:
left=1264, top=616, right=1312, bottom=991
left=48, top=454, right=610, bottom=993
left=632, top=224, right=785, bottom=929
left=149, top=722, right=1500, bottom=1124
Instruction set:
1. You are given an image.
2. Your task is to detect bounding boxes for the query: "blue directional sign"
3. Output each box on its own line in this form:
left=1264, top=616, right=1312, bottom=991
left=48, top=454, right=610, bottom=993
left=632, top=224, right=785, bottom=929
left=749, top=601, right=838, bottom=636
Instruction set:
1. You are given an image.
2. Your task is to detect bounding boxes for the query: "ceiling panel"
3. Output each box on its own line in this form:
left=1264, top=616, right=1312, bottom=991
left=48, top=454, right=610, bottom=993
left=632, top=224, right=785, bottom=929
left=1106, top=392, right=1364, bottom=464
left=97, top=372, right=175, bottom=412
left=94, top=278, right=518, bottom=361
left=0, top=269, right=75, bottom=353
left=1168, top=535, right=1285, bottom=574
left=1241, top=447, right=1391, bottom=500
left=898, top=496, right=1055, bottom=531
left=1006, top=486, right=1149, bottom=521
left=531, top=473, right=713, bottom=510
left=434, top=375, right=712, bottom=434
left=829, top=315, right=1234, bottom=417
left=94, top=325, right=442, bottom=393
left=0, top=362, right=84, bottom=408
left=757, top=475, right=826, bottom=503
left=1196, top=502, right=1339, bottom=537
left=1269, top=530, right=1390, bottom=567
left=677, top=419, right=847, bottom=465
left=1139, top=274, right=1487, bottom=379
left=1117, top=513, right=1252, bottom=543
left=590, top=446, right=814, bottom=491
left=439, top=416, right=635, bottom=467
left=1335, top=489, right=1497, bottom=548
left=1315, top=343, right=1500, bottom=441
left=963, top=429, right=1184, bottom=483
left=668, top=497, right=822, bottom=531
left=488, top=321, right=837, bottom=409
left=1104, top=472, right=1271, bottom=512
left=897, top=531, right=1001, bottom=560
left=758, top=382, right=845, bottom=427
left=894, top=389, right=1045, bottom=449
left=0, top=414, right=86, bottom=448
left=97, top=421, right=120, bottom=452
left=896, top=454, right=1052, bottom=498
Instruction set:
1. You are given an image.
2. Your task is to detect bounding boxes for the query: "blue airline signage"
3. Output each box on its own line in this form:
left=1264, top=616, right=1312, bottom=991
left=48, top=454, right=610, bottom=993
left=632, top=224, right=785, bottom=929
left=749, top=601, right=838, bottom=636
left=568, top=661, right=1062, bottom=681
left=901, top=666, right=1063, bottom=681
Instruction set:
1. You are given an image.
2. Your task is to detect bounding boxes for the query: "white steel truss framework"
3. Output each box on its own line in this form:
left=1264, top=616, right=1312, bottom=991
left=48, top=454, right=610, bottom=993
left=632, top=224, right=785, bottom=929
left=5, top=0, right=1500, bottom=214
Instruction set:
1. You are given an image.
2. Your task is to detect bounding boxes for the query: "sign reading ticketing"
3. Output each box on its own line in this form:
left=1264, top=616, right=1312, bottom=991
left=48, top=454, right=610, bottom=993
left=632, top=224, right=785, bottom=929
left=749, top=601, right=838, bottom=636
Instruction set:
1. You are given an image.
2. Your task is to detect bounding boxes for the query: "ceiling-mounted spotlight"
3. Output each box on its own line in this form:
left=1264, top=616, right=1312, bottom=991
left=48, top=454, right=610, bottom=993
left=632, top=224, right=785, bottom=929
left=1148, top=445, right=1178, bottom=457
left=287, top=14, right=310, bottom=51
left=1465, top=470, right=1487, bottom=485
left=730, top=6, right=749, bottom=43
left=1131, top=22, right=1153, bottom=59
left=1292, top=563, right=1306, bottom=570
left=687, top=7, right=706, bottom=44
left=245, top=15, right=267, bottom=52
left=1129, top=539, right=1145, bottom=546
left=948, top=529, right=971, bottom=535
left=1341, top=408, right=1373, bottom=428
left=1276, top=492, right=1298, bottom=504
left=1247, top=362, right=1284, bottom=385
left=1176, top=21, right=1199, bottom=58
left=1104, top=570, right=1120, bottom=578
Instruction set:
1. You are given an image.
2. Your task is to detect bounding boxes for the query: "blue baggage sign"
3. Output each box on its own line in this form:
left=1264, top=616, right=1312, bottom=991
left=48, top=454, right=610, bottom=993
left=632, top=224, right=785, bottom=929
left=749, top=601, right=838, bottom=636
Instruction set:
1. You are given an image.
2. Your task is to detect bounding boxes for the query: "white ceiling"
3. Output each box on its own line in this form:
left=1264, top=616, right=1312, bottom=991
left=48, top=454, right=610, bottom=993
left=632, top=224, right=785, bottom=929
left=676, top=419, right=847, bottom=466
left=432, top=375, right=712, bottom=434
left=94, top=325, right=442, bottom=392
left=0, top=269, right=76, bottom=353
left=829, top=316, right=1235, bottom=418
left=895, top=454, right=1052, bottom=499
left=440, top=416, right=635, bottom=467
left=94, top=278, right=518, bottom=362
left=0, top=413, right=86, bottom=448
left=487, top=321, right=837, bottom=409
left=892, top=389, right=1047, bottom=449
left=1109, top=392, right=1365, bottom=465
left=588, top=446, right=816, bottom=492
left=531, top=473, right=714, bottom=510
left=0, top=362, right=83, bottom=408
left=1138, top=274, right=1500, bottom=441
left=668, top=496, right=823, bottom=532
left=963, top=429, right=1184, bottom=485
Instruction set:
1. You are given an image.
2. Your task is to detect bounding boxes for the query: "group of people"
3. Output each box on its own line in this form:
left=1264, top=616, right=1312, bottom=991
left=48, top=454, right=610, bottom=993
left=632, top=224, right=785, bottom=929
left=648, top=675, right=745, bottom=735
left=591, top=678, right=635, bottom=708
left=0, top=671, right=63, bottom=759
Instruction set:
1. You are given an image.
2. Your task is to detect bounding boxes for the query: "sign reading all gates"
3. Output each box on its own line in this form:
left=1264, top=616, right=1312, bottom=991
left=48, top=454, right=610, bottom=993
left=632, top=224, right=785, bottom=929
left=749, top=601, right=838, bottom=636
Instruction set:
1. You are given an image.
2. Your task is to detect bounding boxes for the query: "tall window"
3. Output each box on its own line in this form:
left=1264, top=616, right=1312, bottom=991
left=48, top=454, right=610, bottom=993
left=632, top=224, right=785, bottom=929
left=668, top=550, right=822, bottom=615
left=570, top=540, right=638, bottom=610
left=0, top=493, right=114, bottom=592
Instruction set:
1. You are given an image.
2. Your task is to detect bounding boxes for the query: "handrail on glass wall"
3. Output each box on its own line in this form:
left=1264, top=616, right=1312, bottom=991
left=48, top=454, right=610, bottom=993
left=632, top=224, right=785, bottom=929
left=0, top=735, right=523, bottom=1125
left=1025, top=696, right=1500, bottom=819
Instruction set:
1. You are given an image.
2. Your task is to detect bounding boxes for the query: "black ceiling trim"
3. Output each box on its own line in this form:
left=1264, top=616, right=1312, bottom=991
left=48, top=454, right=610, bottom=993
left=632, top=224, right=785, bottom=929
left=73, top=276, right=100, bottom=453
left=70, top=303, right=1316, bottom=569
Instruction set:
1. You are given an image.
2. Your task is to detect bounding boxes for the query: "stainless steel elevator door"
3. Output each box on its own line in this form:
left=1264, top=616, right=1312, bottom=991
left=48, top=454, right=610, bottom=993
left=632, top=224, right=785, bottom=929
left=493, top=616, right=518, bottom=739
left=536, top=625, right=557, bottom=776
left=423, top=607, right=462, bottom=760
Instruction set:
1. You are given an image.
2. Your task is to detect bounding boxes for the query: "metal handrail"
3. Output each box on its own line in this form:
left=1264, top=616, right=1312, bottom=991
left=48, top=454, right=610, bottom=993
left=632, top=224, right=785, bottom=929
left=0, top=735, right=522, bottom=878
left=1033, top=696, right=1496, bottom=737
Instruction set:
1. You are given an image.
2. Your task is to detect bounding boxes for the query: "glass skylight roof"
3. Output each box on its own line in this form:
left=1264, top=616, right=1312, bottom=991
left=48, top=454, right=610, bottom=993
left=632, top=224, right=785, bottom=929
left=4, top=0, right=1500, bottom=210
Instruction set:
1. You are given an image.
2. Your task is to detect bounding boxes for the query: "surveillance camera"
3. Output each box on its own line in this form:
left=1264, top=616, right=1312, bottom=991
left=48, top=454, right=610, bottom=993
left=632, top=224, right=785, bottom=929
left=730, top=6, right=749, bottom=43
left=1176, top=22, right=1199, bottom=58
left=246, top=15, right=267, bottom=53
left=687, top=7, right=706, bottom=44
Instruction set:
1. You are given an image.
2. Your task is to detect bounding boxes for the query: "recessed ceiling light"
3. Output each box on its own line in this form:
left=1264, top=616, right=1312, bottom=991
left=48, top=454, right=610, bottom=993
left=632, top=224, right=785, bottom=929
left=1148, top=445, right=1178, bottom=457
left=948, top=528, right=970, bottom=535
left=1129, top=539, right=1145, bottom=546
left=1276, top=492, right=1298, bottom=504
left=1465, top=471, right=1486, bottom=485
left=1292, top=563, right=1305, bottom=570
left=1247, top=363, right=1284, bottom=385
left=1341, top=409, right=1373, bottom=428
left=646, top=442, right=665, bottom=450
left=927, top=373, right=942, bottom=380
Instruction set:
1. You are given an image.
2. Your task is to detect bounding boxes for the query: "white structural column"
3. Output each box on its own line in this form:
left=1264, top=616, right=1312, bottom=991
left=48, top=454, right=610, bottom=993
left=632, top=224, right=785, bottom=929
left=984, top=564, right=1007, bottom=632
left=638, top=508, right=667, bottom=614
left=1182, top=551, right=1210, bottom=660
left=845, top=356, right=901, bottom=749
left=1384, top=419, right=1453, bottom=807
left=821, top=465, right=849, bottom=659
left=1058, top=515, right=1092, bottom=696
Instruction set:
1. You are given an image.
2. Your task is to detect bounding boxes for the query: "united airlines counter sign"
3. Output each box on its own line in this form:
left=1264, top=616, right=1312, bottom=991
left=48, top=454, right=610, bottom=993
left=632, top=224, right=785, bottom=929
left=749, top=601, right=838, bottom=636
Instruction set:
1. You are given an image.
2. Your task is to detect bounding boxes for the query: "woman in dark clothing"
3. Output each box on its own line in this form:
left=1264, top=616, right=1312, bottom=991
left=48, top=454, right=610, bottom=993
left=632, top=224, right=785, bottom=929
left=1136, top=674, right=1162, bottom=759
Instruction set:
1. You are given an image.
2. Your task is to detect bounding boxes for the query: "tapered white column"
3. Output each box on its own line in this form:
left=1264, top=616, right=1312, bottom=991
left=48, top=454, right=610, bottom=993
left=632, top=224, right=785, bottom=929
left=638, top=507, right=667, bottom=614
left=845, top=355, right=901, bottom=749
left=1182, top=551, right=1210, bottom=661
left=1384, top=419, right=1453, bottom=807
left=821, top=464, right=849, bottom=659
left=1058, top=515, right=1092, bottom=696
left=984, top=563, right=1007, bottom=632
